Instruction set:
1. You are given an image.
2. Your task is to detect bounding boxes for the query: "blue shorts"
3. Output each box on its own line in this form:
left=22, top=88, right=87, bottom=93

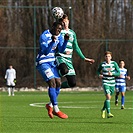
left=36, top=62, right=60, bottom=81
left=115, top=86, right=126, bottom=92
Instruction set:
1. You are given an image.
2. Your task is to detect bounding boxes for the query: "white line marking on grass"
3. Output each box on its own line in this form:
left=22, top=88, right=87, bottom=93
left=29, top=102, right=133, bottom=110
left=30, top=103, right=45, bottom=107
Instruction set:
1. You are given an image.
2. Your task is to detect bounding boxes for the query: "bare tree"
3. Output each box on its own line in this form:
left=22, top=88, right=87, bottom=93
left=0, top=0, right=133, bottom=87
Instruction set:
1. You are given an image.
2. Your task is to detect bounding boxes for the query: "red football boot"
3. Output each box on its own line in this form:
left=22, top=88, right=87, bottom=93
left=45, top=104, right=53, bottom=119
left=53, top=111, right=68, bottom=119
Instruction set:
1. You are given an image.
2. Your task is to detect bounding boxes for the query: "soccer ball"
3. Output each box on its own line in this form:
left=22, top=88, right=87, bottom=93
left=52, top=7, right=64, bottom=19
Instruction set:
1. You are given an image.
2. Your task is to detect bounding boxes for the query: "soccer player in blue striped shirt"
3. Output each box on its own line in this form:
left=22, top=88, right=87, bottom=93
left=36, top=22, right=69, bottom=119
left=115, top=60, right=130, bottom=109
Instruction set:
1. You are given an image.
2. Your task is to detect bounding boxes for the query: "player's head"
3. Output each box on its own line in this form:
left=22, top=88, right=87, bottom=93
left=9, top=65, right=13, bottom=69
left=50, top=22, right=63, bottom=36
left=104, top=51, right=112, bottom=62
left=62, top=14, right=69, bottom=29
left=119, top=60, right=125, bottom=68
left=58, top=14, right=69, bottom=29
left=58, top=14, right=68, bottom=22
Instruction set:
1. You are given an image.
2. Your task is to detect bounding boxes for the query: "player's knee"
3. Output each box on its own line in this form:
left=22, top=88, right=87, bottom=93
left=56, top=79, right=61, bottom=88
left=50, top=82, right=56, bottom=88
left=47, top=79, right=56, bottom=88
left=58, top=63, right=68, bottom=76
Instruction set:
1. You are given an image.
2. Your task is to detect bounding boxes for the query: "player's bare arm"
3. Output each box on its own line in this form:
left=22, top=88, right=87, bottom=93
left=126, top=76, right=130, bottom=80
left=51, top=35, right=56, bottom=42
left=99, top=74, right=103, bottom=79
left=84, top=58, right=95, bottom=64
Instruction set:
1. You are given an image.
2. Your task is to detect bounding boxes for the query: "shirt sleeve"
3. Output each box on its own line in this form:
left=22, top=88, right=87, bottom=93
left=57, top=35, right=68, bottom=53
left=73, top=31, right=85, bottom=60
left=39, top=34, right=55, bottom=55
left=97, top=63, right=102, bottom=76
left=113, top=62, right=120, bottom=76
left=14, top=69, right=16, bottom=79
left=126, top=69, right=128, bottom=76
left=5, top=70, right=7, bottom=79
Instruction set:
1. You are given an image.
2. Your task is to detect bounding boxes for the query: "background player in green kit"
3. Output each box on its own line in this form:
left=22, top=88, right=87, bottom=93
left=56, top=14, right=95, bottom=88
left=97, top=51, right=120, bottom=118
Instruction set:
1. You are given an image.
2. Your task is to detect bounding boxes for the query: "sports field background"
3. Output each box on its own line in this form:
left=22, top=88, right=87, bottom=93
left=0, top=90, right=132, bottom=133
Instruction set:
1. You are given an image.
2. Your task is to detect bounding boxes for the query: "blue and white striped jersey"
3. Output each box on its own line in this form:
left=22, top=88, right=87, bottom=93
left=36, top=30, right=67, bottom=65
left=115, top=68, right=127, bottom=87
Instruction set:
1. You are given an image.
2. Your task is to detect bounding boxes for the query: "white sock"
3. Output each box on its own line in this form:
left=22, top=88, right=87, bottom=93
left=12, top=87, right=15, bottom=96
left=48, top=102, right=53, bottom=108
left=8, top=87, right=11, bottom=96
left=53, top=105, right=59, bottom=112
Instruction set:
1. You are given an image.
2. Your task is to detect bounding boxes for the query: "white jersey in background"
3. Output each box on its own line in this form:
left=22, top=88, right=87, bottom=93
left=5, top=68, right=16, bottom=86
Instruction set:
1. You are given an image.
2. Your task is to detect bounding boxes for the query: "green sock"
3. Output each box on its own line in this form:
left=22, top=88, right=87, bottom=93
left=102, top=100, right=106, bottom=111
left=61, top=81, right=70, bottom=88
left=105, top=100, right=111, bottom=114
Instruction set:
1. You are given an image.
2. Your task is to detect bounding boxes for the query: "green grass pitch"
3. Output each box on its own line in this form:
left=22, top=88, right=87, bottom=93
left=0, top=90, right=133, bottom=133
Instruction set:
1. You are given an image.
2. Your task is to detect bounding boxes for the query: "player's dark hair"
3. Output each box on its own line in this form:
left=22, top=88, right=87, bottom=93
left=119, top=59, right=125, bottom=63
left=52, top=21, right=63, bottom=27
left=62, top=14, right=68, bottom=19
left=58, top=18, right=63, bottom=23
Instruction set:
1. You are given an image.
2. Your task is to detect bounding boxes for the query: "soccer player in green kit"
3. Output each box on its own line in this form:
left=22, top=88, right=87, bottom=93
left=97, top=51, right=120, bottom=118
left=56, top=14, right=95, bottom=88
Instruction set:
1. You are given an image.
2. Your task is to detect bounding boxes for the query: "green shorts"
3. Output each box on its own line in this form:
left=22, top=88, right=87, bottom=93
left=103, top=84, right=115, bottom=95
left=56, top=56, right=76, bottom=75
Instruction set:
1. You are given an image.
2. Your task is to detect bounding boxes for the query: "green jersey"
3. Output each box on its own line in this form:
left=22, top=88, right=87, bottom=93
left=56, top=29, right=85, bottom=75
left=97, top=61, right=120, bottom=87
